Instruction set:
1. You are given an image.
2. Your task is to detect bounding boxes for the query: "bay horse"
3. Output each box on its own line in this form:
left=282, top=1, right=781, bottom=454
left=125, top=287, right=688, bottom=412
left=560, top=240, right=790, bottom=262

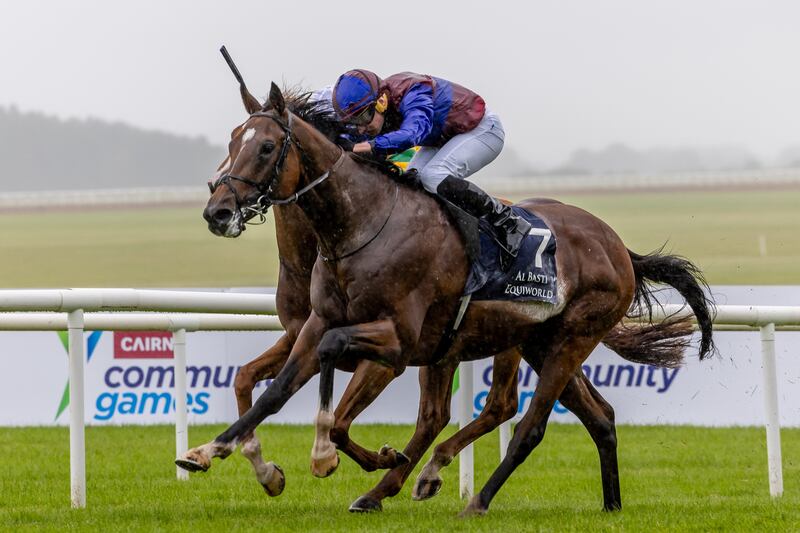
left=180, top=82, right=714, bottom=516
left=200, top=81, right=527, bottom=506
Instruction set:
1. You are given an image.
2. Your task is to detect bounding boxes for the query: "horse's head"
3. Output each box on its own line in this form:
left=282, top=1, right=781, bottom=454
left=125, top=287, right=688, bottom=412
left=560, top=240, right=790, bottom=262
left=204, top=83, right=304, bottom=237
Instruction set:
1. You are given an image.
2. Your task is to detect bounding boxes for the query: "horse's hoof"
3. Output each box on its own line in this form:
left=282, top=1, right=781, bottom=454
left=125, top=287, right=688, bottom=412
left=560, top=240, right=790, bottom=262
left=458, top=496, right=488, bottom=518
left=603, top=501, right=622, bottom=512
left=175, top=448, right=211, bottom=473
left=261, top=462, right=285, bottom=497
left=175, top=458, right=208, bottom=473
left=411, top=477, right=443, bottom=501
left=311, top=451, right=340, bottom=478
left=348, top=495, right=383, bottom=513
left=378, top=445, right=408, bottom=467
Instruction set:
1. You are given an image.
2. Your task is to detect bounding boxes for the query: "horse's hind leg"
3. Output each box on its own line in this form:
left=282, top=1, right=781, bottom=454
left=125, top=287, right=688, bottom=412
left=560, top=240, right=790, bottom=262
left=462, top=322, right=607, bottom=517
left=349, top=363, right=457, bottom=513
left=413, top=348, right=521, bottom=501
left=557, top=373, right=621, bottom=511
left=517, top=346, right=621, bottom=511
left=234, top=334, right=293, bottom=497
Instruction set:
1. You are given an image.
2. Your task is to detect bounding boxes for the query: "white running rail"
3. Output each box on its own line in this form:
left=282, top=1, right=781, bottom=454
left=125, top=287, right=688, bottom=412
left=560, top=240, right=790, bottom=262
left=1, top=291, right=795, bottom=506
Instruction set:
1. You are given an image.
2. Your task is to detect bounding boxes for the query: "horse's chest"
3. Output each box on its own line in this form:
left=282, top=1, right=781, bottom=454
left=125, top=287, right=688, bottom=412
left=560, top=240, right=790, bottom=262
left=310, top=270, right=389, bottom=326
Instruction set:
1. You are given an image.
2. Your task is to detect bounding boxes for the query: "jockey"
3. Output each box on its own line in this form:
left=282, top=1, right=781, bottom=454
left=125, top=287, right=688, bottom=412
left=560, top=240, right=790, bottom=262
left=330, top=69, right=531, bottom=268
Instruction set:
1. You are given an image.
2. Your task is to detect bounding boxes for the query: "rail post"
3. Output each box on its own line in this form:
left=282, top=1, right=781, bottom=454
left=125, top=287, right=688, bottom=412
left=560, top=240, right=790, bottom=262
left=458, top=361, right=474, bottom=499
left=173, top=328, right=189, bottom=481
left=67, top=309, right=86, bottom=508
left=759, top=322, right=783, bottom=497
left=499, top=420, right=511, bottom=461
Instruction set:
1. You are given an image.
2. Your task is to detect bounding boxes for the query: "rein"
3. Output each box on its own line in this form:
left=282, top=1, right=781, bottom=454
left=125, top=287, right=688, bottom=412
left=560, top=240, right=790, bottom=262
left=318, top=182, right=399, bottom=263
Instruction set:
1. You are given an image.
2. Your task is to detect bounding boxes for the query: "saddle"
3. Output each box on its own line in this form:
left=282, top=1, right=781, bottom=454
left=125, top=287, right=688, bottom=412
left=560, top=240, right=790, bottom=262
left=394, top=169, right=556, bottom=304
left=389, top=169, right=558, bottom=363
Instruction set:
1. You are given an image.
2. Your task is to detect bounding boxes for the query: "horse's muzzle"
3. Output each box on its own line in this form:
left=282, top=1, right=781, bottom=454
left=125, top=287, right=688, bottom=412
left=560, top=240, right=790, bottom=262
left=203, top=205, right=244, bottom=238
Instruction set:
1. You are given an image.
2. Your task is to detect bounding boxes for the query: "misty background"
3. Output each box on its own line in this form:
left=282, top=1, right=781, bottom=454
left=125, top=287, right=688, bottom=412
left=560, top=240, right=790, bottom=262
left=1, top=0, right=799, bottom=191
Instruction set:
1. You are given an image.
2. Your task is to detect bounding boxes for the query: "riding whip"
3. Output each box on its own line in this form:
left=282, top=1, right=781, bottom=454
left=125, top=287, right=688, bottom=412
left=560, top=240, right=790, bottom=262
left=220, top=45, right=247, bottom=89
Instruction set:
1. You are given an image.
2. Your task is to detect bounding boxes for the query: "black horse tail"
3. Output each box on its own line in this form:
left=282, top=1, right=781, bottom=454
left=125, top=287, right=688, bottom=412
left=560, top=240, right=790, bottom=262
left=602, top=247, right=716, bottom=368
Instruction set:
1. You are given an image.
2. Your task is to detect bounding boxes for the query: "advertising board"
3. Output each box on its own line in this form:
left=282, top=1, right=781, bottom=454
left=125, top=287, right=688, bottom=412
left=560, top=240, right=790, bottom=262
left=0, top=286, right=797, bottom=427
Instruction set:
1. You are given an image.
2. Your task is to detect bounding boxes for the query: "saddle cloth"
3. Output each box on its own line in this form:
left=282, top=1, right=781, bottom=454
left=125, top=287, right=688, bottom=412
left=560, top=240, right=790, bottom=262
left=464, top=206, right=558, bottom=304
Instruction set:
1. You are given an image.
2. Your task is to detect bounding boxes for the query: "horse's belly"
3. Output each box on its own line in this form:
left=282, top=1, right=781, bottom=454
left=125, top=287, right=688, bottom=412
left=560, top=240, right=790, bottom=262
left=504, top=296, right=566, bottom=323
left=448, top=282, right=569, bottom=360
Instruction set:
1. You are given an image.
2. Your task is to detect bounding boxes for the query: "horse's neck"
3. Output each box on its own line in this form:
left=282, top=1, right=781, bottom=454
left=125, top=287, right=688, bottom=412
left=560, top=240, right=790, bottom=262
left=273, top=204, right=317, bottom=274
left=292, top=120, right=397, bottom=256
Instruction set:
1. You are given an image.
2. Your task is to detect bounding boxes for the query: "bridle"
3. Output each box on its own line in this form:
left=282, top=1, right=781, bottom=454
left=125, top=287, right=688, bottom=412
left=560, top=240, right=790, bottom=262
left=209, top=106, right=397, bottom=263
left=209, top=110, right=345, bottom=224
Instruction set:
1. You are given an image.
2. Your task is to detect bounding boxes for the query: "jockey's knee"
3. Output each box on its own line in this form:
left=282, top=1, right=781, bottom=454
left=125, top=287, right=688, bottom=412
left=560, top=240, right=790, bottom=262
left=420, top=171, right=446, bottom=194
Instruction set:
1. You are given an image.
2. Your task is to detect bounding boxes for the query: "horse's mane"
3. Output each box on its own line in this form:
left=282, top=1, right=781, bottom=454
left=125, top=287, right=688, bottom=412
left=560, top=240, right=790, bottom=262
left=279, top=87, right=405, bottom=181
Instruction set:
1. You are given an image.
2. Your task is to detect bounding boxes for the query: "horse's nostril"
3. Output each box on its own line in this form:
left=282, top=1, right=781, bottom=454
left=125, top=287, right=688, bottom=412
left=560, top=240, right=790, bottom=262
left=212, top=208, right=234, bottom=225
left=205, top=207, right=233, bottom=227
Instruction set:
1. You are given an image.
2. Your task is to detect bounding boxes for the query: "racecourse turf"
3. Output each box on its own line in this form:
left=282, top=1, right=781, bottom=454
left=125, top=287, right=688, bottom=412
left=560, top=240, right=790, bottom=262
left=1, top=190, right=799, bottom=531
left=0, top=424, right=797, bottom=531
left=0, top=188, right=798, bottom=287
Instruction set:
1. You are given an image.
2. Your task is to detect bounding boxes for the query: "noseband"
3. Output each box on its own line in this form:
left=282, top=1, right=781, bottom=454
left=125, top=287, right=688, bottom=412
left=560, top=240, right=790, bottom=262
left=209, top=111, right=345, bottom=224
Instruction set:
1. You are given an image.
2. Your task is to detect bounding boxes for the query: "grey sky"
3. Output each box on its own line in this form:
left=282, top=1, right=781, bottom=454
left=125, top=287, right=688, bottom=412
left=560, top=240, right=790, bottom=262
left=2, top=0, right=799, bottom=166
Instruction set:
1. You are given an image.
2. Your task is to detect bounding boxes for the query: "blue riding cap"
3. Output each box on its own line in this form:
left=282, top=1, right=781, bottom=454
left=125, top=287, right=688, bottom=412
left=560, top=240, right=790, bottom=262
left=332, top=69, right=382, bottom=121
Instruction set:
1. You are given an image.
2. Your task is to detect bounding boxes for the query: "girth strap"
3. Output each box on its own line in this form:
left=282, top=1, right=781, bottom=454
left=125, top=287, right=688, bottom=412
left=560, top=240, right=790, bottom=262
left=430, top=294, right=472, bottom=366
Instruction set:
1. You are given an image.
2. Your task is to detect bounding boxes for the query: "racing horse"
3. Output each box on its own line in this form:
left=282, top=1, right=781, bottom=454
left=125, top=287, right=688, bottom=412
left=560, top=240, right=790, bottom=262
left=180, top=80, right=714, bottom=515
left=202, top=72, right=702, bottom=511
left=208, top=86, right=691, bottom=511
left=207, top=107, right=526, bottom=505
left=203, top=82, right=600, bottom=510
left=198, top=68, right=527, bottom=507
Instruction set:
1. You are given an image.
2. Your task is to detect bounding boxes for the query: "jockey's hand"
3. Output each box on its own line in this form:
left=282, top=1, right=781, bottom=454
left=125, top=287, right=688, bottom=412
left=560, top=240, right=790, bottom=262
left=353, top=141, right=372, bottom=154
left=335, top=137, right=355, bottom=151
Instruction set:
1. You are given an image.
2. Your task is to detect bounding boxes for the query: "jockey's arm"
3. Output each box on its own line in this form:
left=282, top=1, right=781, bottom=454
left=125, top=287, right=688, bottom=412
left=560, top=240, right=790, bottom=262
left=371, top=84, right=434, bottom=154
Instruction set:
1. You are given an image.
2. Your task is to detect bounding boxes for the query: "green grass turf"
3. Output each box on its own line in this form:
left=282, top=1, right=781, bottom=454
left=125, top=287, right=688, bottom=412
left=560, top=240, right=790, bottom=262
left=556, top=189, right=800, bottom=286
left=0, top=424, right=797, bottom=531
left=0, top=189, right=798, bottom=287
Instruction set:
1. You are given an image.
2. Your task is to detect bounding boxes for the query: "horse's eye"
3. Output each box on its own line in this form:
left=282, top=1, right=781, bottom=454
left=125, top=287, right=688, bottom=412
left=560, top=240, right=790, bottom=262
left=260, top=142, right=275, bottom=155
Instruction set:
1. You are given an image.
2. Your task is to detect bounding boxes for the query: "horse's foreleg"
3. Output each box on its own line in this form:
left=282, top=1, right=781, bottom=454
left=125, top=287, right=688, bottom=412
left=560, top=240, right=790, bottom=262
left=176, top=314, right=324, bottom=475
left=348, top=363, right=456, bottom=513
left=234, top=334, right=294, bottom=496
left=414, top=348, right=521, bottom=501
left=329, top=359, right=408, bottom=472
left=312, top=319, right=403, bottom=478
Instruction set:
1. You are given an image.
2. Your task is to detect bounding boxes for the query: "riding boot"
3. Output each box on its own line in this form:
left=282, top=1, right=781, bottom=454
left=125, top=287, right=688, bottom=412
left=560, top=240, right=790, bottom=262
left=436, top=176, right=531, bottom=270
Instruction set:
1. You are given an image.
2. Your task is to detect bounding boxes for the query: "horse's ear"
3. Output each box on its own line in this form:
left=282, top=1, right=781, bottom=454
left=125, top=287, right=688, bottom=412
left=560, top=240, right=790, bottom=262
left=268, top=82, right=286, bottom=115
left=241, top=86, right=262, bottom=115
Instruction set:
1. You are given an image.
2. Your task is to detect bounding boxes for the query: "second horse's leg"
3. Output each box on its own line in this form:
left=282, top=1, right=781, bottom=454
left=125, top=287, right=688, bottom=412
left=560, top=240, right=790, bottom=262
left=348, top=363, right=457, bottom=512
left=235, top=334, right=293, bottom=496
left=413, top=347, right=521, bottom=500
left=328, top=359, right=409, bottom=473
